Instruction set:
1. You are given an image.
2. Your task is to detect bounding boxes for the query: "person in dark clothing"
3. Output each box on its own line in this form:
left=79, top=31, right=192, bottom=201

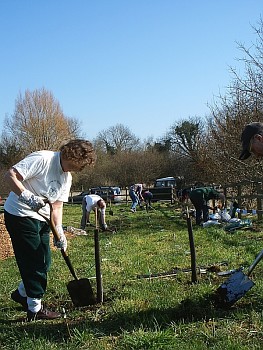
left=189, top=187, right=225, bottom=225
left=142, top=190, right=153, bottom=209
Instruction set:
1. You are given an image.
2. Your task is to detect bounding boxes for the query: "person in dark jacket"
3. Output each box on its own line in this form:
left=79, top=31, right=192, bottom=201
left=142, top=190, right=153, bottom=209
left=189, top=187, right=225, bottom=225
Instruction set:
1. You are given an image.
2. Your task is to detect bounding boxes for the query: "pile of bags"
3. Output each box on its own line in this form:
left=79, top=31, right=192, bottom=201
left=203, top=208, right=252, bottom=232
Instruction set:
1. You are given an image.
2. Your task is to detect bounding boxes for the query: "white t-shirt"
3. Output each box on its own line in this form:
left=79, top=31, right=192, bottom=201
left=4, top=150, right=72, bottom=221
left=84, top=194, right=105, bottom=214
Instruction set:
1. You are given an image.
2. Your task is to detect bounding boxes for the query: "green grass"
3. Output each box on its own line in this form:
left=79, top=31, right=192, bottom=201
left=0, top=202, right=263, bottom=349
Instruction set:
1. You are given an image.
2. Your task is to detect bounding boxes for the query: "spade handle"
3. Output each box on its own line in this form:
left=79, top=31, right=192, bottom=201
left=247, top=249, right=263, bottom=277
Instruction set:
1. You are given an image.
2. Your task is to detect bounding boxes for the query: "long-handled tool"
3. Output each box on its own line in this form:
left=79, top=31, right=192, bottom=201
left=38, top=201, right=96, bottom=307
left=214, top=249, right=263, bottom=307
left=109, top=199, right=113, bottom=216
left=94, top=208, right=103, bottom=303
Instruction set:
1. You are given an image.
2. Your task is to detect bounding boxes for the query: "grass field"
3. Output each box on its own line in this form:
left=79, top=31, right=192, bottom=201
left=0, top=202, right=262, bottom=349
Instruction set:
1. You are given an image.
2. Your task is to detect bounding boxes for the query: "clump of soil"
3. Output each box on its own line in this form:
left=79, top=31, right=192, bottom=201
left=0, top=214, right=76, bottom=261
left=0, top=214, right=14, bottom=260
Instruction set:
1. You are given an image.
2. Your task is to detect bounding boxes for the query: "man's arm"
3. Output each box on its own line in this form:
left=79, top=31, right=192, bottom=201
left=51, top=200, right=63, bottom=226
left=4, top=167, right=26, bottom=196
left=5, top=167, right=45, bottom=211
left=51, top=200, right=67, bottom=251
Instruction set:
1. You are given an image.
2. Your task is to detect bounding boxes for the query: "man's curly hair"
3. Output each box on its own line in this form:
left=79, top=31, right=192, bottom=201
left=60, top=139, right=96, bottom=168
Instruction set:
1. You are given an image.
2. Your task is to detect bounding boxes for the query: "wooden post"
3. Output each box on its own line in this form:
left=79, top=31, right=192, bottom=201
left=94, top=208, right=103, bottom=303
left=186, top=207, right=197, bottom=283
left=237, top=184, right=242, bottom=219
left=223, top=186, right=227, bottom=209
left=171, top=187, right=175, bottom=204
left=256, top=182, right=262, bottom=220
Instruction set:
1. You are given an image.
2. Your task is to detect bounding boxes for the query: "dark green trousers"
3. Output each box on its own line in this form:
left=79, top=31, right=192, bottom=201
left=4, top=211, right=51, bottom=299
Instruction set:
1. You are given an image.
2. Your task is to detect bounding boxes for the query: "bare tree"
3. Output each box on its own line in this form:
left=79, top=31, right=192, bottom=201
left=206, top=18, right=263, bottom=184
left=229, top=18, right=263, bottom=103
left=3, top=88, right=81, bottom=154
left=94, top=123, right=141, bottom=153
left=0, top=136, right=23, bottom=169
left=167, top=118, right=204, bottom=158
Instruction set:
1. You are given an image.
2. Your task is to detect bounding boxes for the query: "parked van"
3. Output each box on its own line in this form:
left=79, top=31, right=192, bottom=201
left=154, top=177, right=177, bottom=188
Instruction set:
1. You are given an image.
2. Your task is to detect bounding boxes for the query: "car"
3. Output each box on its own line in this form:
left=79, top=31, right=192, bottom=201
left=68, top=186, right=122, bottom=204
left=68, top=190, right=90, bottom=204
left=90, top=186, right=122, bottom=203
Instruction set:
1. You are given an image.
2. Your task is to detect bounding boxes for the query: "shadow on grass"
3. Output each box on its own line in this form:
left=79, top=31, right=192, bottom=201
left=1, top=294, right=262, bottom=344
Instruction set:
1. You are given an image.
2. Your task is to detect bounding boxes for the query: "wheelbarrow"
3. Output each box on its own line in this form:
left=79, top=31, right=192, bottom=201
left=214, top=249, right=263, bottom=307
left=38, top=201, right=96, bottom=307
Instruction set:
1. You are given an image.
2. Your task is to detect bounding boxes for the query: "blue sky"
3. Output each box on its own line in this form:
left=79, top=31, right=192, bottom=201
left=0, top=0, right=262, bottom=142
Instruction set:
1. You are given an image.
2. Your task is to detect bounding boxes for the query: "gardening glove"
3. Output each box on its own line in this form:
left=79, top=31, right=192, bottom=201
left=53, top=225, right=67, bottom=251
left=101, top=223, right=108, bottom=231
left=19, top=190, right=46, bottom=211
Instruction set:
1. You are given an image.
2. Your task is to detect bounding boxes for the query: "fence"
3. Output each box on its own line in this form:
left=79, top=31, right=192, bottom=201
left=222, top=180, right=263, bottom=220
left=1, top=181, right=263, bottom=219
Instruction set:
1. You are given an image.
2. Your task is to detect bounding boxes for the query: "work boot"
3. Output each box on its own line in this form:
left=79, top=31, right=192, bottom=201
left=27, top=307, right=61, bottom=321
left=11, top=289, right=27, bottom=311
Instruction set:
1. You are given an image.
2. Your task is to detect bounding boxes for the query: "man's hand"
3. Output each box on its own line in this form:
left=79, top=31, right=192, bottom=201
left=53, top=225, right=67, bottom=251
left=101, top=223, right=108, bottom=231
left=19, top=190, right=46, bottom=211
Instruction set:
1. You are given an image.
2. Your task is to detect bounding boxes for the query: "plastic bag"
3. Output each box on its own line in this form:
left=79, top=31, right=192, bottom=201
left=209, top=213, right=221, bottom=220
left=221, top=211, right=231, bottom=222
left=202, top=220, right=221, bottom=227
left=224, top=219, right=252, bottom=232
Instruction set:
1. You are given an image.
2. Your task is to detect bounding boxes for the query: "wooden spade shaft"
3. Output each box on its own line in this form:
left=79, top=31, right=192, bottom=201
left=38, top=201, right=79, bottom=280
left=38, top=201, right=96, bottom=306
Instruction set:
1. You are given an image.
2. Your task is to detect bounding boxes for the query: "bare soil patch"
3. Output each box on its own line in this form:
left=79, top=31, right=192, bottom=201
left=0, top=214, right=77, bottom=261
left=0, top=214, right=14, bottom=260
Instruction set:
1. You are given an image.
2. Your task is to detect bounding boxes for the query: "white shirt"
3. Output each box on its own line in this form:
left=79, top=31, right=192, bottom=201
left=4, top=150, right=72, bottom=220
left=84, top=194, right=105, bottom=214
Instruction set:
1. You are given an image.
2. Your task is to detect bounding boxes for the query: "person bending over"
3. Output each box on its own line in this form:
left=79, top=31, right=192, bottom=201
left=81, top=194, right=108, bottom=231
left=189, top=187, right=225, bottom=225
left=4, top=139, right=96, bottom=321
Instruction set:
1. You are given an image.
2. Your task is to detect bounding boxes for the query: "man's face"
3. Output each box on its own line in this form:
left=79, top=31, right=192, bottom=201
left=98, top=200, right=105, bottom=209
left=61, top=159, right=87, bottom=172
left=249, top=134, right=263, bottom=159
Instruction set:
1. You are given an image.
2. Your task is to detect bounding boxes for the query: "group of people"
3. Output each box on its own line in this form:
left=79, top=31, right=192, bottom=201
left=129, top=183, right=153, bottom=212
left=3, top=122, right=262, bottom=322
left=79, top=185, right=154, bottom=231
